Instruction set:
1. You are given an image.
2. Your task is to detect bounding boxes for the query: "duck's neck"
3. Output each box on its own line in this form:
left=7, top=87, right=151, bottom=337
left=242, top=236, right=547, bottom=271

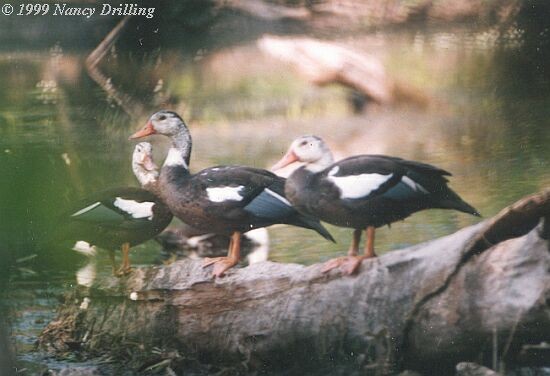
left=287, top=165, right=316, bottom=194
left=163, top=147, right=189, bottom=171
left=133, top=164, right=160, bottom=194
left=304, top=152, right=334, bottom=173
left=143, top=181, right=162, bottom=196
left=163, top=129, right=192, bottom=171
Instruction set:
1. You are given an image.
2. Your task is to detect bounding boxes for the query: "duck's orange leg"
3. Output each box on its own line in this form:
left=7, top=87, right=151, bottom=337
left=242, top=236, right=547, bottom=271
left=322, top=229, right=363, bottom=274
left=203, top=232, right=241, bottom=277
left=342, top=226, right=377, bottom=274
left=364, top=226, right=377, bottom=258
left=116, top=242, right=133, bottom=276
left=322, top=227, right=377, bottom=275
left=348, top=229, right=361, bottom=256
left=203, top=235, right=233, bottom=267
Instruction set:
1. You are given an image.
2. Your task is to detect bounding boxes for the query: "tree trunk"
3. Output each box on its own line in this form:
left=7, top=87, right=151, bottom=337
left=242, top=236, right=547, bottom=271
left=38, top=190, right=550, bottom=375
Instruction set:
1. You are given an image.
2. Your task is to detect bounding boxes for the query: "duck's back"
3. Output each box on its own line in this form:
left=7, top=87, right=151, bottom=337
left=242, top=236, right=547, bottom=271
left=287, top=155, right=479, bottom=229
left=159, top=165, right=334, bottom=240
left=62, top=187, right=172, bottom=250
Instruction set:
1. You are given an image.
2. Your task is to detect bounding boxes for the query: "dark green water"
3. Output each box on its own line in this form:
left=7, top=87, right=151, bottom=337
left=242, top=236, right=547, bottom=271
left=1, top=25, right=549, bottom=373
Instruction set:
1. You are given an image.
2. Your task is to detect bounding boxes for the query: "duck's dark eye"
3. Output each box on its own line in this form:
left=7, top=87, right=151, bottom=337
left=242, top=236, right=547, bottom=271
left=158, top=115, right=166, bottom=121
left=299, top=141, right=308, bottom=146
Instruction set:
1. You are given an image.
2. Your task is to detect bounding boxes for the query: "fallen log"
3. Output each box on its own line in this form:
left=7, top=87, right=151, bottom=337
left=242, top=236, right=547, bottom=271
left=257, top=35, right=431, bottom=110
left=38, top=190, right=550, bottom=375
left=258, top=35, right=393, bottom=106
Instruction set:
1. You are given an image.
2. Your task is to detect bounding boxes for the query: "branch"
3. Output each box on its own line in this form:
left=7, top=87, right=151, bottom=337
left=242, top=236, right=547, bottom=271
left=85, top=16, right=144, bottom=117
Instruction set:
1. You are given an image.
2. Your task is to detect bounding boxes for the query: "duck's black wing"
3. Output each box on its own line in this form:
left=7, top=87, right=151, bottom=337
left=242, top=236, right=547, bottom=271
left=196, top=166, right=335, bottom=241
left=321, top=155, right=479, bottom=216
left=69, top=187, right=161, bottom=230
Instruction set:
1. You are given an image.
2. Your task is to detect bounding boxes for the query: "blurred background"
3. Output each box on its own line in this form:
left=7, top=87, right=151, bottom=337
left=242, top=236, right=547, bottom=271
left=0, top=0, right=549, bottom=373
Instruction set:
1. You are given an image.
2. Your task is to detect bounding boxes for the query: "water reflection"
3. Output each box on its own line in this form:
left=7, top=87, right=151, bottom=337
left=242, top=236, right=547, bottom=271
left=1, top=23, right=549, bottom=372
left=75, top=260, right=96, bottom=288
left=1, top=29, right=549, bottom=268
left=2, top=33, right=549, bottom=265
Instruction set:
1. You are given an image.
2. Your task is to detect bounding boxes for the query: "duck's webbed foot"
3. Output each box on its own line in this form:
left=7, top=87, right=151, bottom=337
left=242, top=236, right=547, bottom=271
left=203, top=257, right=238, bottom=277
left=114, top=243, right=133, bottom=277
left=202, top=231, right=242, bottom=278
left=114, top=265, right=133, bottom=277
left=321, top=255, right=367, bottom=275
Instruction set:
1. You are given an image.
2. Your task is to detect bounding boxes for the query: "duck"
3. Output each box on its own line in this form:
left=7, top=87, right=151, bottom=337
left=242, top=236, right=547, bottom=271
left=129, top=110, right=334, bottom=277
left=63, top=142, right=173, bottom=276
left=272, top=135, right=480, bottom=274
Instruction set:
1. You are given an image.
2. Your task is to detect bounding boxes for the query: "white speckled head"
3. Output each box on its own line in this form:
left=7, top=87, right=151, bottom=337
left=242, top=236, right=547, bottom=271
left=132, top=142, right=155, bottom=169
left=148, top=110, right=188, bottom=137
left=130, top=111, right=188, bottom=139
left=132, top=142, right=159, bottom=187
left=290, top=136, right=332, bottom=163
left=130, top=110, right=192, bottom=168
left=272, top=135, right=334, bottom=173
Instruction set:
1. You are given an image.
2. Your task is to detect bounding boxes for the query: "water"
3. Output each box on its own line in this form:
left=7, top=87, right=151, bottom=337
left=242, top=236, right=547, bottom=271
left=1, top=22, right=549, bottom=373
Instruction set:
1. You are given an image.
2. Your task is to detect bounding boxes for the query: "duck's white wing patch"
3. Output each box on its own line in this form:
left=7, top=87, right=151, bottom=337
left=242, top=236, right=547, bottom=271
left=328, top=166, right=340, bottom=176
left=206, top=186, right=245, bottom=203
left=329, top=173, right=393, bottom=199
left=113, top=197, right=154, bottom=220
left=71, top=202, right=101, bottom=217
left=401, top=176, right=429, bottom=193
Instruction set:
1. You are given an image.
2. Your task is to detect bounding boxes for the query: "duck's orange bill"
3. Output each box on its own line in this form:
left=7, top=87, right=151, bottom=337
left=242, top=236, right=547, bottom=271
left=271, top=150, right=298, bottom=171
left=129, top=121, right=156, bottom=140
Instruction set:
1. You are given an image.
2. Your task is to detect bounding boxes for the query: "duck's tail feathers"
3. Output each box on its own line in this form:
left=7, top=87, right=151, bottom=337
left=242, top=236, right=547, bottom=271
left=290, top=215, right=336, bottom=243
left=440, top=189, right=481, bottom=217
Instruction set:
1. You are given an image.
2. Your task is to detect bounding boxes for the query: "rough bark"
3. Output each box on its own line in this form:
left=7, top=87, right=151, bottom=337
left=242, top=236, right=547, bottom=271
left=38, top=190, right=550, bottom=375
